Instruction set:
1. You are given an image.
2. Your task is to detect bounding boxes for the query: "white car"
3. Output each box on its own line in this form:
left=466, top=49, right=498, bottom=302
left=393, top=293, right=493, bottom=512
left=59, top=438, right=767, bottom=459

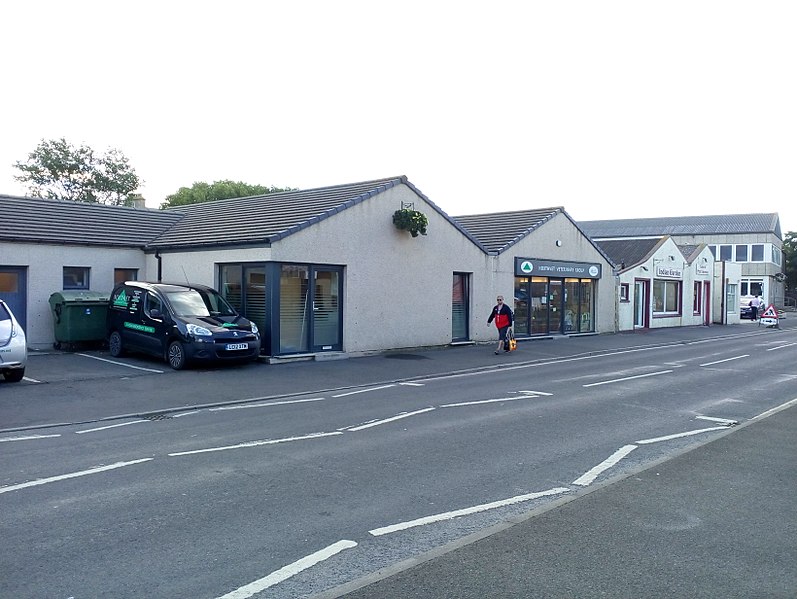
left=0, top=299, right=27, bottom=382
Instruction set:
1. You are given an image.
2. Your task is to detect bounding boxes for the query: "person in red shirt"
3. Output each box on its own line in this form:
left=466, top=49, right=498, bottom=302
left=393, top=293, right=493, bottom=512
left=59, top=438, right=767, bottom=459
left=487, top=295, right=514, bottom=354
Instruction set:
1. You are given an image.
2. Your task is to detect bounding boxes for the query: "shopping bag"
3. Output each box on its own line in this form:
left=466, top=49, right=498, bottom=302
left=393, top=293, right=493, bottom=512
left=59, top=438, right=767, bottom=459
left=507, top=328, right=517, bottom=351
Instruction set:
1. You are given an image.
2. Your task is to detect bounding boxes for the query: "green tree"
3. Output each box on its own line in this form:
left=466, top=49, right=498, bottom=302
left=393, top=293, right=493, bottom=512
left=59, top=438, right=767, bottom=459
left=13, top=138, right=140, bottom=206
left=783, top=231, right=797, bottom=293
left=161, top=180, right=296, bottom=209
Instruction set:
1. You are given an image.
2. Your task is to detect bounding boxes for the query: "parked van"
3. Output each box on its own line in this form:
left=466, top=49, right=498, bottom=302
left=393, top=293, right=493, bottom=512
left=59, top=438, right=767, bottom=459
left=107, top=282, right=260, bottom=369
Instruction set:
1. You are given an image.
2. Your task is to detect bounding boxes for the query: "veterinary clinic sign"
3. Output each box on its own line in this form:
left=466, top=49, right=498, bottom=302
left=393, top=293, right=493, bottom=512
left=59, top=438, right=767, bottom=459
left=655, top=264, right=683, bottom=279
left=515, top=258, right=602, bottom=279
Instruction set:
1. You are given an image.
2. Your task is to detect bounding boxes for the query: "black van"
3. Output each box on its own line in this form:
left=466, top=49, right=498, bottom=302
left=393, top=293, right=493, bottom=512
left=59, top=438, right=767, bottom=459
left=107, top=282, right=261, bottom=369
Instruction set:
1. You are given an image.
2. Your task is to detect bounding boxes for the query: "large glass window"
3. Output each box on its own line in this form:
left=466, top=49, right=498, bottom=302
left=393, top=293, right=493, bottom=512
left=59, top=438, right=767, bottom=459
left=735, top=245, right=748, bottom=262
left=653, top=279, right=681, bottom=314
left=727, top=284, right=738, bottom=314
left=220, top=265, right=243, bottom=312
left=280, top=265, right=310, bottom=353
left=245, top=267, right=267, bottom=334
left=751, top=244, right=764, bottom=262
left=452, top=273, right=469, bottom=340
left=579, top=280, right=594, bottom=332
left=564, top=279, right=580, bottom=333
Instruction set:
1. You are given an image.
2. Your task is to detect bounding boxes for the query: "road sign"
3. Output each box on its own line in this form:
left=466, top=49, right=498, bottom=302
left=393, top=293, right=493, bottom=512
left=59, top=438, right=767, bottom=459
left=760, top=304, right=778, bottom=327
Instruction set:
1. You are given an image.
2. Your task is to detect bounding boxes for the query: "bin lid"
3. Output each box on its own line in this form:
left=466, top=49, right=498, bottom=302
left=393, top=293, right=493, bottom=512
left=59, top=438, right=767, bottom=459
left=49, top=290, right=111, bottom=304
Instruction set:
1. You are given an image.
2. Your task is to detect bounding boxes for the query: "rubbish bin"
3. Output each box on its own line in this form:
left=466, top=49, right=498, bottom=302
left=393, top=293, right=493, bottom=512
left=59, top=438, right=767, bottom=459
left=48, top=291, right=110, bottom=350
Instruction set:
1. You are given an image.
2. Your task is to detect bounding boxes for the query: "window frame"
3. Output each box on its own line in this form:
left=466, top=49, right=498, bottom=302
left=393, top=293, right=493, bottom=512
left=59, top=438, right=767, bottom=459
left=652, top=279, right=682, bottom=317
left=63, top=266, right=90, bottom=290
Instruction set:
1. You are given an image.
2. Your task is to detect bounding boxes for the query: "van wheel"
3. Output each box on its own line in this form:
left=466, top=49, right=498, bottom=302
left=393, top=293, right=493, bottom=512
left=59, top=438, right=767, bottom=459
left=109, top=331, right=124, bottom=357
left=3, top=369, right=24, bottom=382
left=167, top=341, right=187, bottom=370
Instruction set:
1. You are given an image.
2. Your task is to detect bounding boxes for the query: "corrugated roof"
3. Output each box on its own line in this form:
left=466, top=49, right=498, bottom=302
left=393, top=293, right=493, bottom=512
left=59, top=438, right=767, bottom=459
left=594, top=238, right=664, bottom=270
left=151, top=176, right=418, bottom=249
left=0, top=194, right=182, bottom=247
left=452, top=208, right=562, bottom=253
left=579, top=213, right=782, bottom=240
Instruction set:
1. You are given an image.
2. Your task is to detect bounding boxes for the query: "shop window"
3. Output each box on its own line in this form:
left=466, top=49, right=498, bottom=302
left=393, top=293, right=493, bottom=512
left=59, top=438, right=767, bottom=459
left=751, top=244, right=764, bottom=262
left=63, top=266, right=89, bottom=290
left=114, top=268, right=138, bottom=285
left=619, top=283, right=630, bottom=302
left=652, top=279, right=681, bottom=315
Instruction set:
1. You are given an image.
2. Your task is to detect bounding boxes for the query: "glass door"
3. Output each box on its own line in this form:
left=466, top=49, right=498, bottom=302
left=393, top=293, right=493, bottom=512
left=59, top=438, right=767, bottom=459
left=312, top=268, right=342, bottom=351
left=634, top=280, right=646, bottom=328
left=530, top=278, right=548, bottom=334
left=548, top=279, right=564, bottom=333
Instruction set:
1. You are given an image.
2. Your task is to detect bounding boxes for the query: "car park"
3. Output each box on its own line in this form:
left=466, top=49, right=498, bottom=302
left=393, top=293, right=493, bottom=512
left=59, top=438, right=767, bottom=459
left=0, top=298, right=27, bottom=382
left=107, top=282, right=261, bottom=370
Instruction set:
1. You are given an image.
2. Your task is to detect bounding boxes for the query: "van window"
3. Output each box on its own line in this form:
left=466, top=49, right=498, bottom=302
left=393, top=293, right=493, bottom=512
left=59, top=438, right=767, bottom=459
left=166, top=289, right=236, bottom=317
left=144, top=292, right=164, bottom=319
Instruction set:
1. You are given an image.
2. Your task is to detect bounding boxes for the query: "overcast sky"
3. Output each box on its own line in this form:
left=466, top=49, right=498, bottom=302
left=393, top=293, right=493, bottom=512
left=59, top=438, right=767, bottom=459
left=2, top=2, right=795, bottom=233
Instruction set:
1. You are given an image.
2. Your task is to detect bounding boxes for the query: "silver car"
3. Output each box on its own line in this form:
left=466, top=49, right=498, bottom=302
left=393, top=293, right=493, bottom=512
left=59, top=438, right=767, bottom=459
left=0, top=299, right=27, bottom=382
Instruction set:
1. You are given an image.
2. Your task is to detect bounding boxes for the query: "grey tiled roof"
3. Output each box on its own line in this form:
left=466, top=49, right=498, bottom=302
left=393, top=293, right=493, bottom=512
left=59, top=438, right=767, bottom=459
left=594, top=238, right=664, bottom=270
left=452, top=208, right=562, bottom=253
left=0, top=194, right=182, bottom=247
left=151, top=175, right=478, bottom=250
left=579, top=213, right=782, bottom=240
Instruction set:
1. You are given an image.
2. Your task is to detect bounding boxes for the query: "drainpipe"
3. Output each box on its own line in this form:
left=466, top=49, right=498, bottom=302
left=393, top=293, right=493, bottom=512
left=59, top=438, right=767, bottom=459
left=155, top=250, right=162, bottom=282
left=721, top=260, right=726, bottom=325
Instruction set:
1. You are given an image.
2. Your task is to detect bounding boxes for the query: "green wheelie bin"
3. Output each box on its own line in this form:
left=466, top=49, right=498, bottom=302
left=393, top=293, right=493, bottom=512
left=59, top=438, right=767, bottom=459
left=48, top=291, right=111, bottom=350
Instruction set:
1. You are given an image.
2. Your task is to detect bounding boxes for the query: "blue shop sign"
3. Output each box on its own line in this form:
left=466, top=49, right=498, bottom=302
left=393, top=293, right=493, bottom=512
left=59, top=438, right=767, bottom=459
left=515, top=258, right=602, bottom=279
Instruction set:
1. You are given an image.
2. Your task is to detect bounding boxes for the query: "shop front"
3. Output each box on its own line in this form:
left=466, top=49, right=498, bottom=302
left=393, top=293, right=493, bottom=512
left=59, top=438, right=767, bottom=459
left=512, top=258, right=602, bottom=336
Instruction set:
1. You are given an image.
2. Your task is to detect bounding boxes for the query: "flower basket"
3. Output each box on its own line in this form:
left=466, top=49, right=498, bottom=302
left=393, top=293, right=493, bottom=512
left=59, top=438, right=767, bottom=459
left=392, top=209, right=428, bottom=237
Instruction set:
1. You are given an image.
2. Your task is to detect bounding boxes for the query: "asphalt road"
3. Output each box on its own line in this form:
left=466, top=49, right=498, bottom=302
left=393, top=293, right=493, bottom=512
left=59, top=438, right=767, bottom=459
left=1, top=320, right=795, bottom=598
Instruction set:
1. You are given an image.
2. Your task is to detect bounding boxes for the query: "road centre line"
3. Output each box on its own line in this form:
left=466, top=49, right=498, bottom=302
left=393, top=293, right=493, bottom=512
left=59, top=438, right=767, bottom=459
left=210, top=397, right=326, bottom=411
left=519, top=390, right=553, bottom=396
left=75, top=420, right=149, bottom=434
left=399, top=382, right=425, bottom=386
left=767, top=342, right=797, bottom=351
left=583, top=370, right=673, bottom=388
left=369, top=487, right=569, bottom=537
left=0, top=433, right=61, bottom=442
left=346, top=408, right=436, bottom=432
left=168, top=431, right=343, bottom=457
left=215, top=539, right=357, bottom=599
left=77, top=353, right=165, bottom=373
left=700, top=355, right=749, bottom=367
left=332, top=384, right=396, bottom=397
left=572, top=445, right=637, bottom=486
left=635, top=426, right=729, bottom=445
left=441, top=396, right=531, bottom=408
left=0, top=459, right=153, bottom=495
left=695, top=416, right=738, bottom=425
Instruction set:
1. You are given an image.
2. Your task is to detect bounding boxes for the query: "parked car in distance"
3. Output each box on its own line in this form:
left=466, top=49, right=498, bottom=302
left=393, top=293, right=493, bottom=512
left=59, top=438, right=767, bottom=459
left=0, top=298, right=27, bottom=382
left=107, top=282, right=261, bottom=370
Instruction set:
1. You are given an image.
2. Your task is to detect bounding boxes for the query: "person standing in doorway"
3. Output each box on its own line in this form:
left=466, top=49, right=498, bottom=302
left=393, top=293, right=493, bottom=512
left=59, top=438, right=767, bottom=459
left=488, top=295, right=513, bottom=354
left=750, top=295, right=763, bottom=320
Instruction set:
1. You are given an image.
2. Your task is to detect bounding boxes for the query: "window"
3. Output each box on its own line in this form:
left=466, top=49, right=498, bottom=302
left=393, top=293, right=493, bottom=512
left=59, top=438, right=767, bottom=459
left=693, top=282, right=702, bottom=314
left=653, top=279, right=681, bottom=315
left=708, top=245, right=717, bottom=259
left=63, top=267, right=89, bottom=290
left=452, top=273, right=469, bottom=341
left=144, top=292, right=164, bottom=319
left=751, top=244, right=764, bottom=262
left=727, top=283, right=738, bottom=314
left=735, top=245, right=748, bottom=262
left=619, top=283, right=630, bottom=302
left=114, top=268, right=138, bottom=285
left=772, top=246, right=782, bottom=266
left=719, top=245, right=732, bottom=261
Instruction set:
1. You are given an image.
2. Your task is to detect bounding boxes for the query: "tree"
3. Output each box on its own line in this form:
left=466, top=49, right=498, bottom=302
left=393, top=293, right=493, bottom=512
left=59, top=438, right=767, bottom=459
left=160, top=180, right=296, bottom=209
left=783, top=231, right=797, bottom=294
left=13, top=138, right=140, bottom=206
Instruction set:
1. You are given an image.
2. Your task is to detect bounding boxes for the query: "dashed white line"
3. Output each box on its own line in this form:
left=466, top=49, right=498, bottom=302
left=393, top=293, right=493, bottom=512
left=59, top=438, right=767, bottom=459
left=0, top=434, right=61, bottom=443
left=168, top=431, right=343, bottom=457
left=0, top=459, right=153, bottom=495
left=583, top=370, right=673, bottom=387
left=572, top=444, right=637, bottom=486
left=332, top=385, right=396, bottom=397
left=441, top=396, right=529, bottom=408
left=210, top=397, right=326, bottom=411
left=215, top=540, right=357, bottom=599
left=75, top=420, right=148, bottom=434
left=695, top=416, right=738, bottom=425
left=369, top=487, right=569, bottom=536
left=635, top=426, right=729, bottom=445
left=699, top=355, right=749, bottom=367
left=346, top=407, right=435, bottom=431
left=767, top=342, right=797, bottom=351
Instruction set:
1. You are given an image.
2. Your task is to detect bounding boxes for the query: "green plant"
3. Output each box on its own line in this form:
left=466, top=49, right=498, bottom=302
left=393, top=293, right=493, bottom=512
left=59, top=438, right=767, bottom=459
left=392, top=209, right=428, bottom=237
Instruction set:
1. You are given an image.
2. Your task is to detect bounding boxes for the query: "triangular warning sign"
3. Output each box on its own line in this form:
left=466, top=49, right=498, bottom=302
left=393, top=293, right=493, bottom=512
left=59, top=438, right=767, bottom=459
left=761, top=304, right=778, bottom=318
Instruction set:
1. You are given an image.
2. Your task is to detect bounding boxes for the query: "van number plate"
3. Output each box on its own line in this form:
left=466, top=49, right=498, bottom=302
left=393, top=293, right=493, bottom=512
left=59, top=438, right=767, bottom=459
left=226, top=343, right=248, bottom=350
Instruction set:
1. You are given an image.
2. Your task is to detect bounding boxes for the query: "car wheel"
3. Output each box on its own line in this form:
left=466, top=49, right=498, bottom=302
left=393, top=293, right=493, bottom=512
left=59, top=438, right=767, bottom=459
left=3, top=369, right=24, bottom=383
left=167, top=341, right=187, bottom=370
left=109, top=331, right=124, bottom=357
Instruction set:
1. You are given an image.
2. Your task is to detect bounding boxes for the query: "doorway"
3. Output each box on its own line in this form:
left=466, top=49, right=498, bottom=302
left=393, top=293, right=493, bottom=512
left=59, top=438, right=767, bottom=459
left=634, top=279, right=649, bottom=328
left=0, top=267, right=27, bottom=332
left=279, top=265, right=342, bottom=353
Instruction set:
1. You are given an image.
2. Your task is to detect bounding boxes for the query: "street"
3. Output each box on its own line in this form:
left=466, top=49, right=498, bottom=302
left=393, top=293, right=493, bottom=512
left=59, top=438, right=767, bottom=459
left=1, top=322, right=796, bottom=598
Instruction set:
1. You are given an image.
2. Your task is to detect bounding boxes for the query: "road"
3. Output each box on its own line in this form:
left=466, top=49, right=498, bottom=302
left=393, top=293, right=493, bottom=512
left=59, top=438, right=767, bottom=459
left=1, top=323, right=795, bottom=598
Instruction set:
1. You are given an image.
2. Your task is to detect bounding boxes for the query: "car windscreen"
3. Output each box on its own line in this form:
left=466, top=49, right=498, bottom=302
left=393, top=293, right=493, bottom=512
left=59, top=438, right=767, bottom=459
left=0, top=303, right=10, bottom=322
left=165, top=290, right=237, bottom=317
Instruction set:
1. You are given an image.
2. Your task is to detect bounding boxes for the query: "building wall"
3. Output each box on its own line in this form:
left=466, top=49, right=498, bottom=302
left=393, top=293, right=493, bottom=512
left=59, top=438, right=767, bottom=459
left=3, top=242, right=145, bottom=349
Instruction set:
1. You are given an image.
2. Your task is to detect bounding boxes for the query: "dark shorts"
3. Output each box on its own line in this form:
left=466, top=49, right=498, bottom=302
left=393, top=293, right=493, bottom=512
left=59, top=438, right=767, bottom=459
left=497, top=326, right=510, bottom=341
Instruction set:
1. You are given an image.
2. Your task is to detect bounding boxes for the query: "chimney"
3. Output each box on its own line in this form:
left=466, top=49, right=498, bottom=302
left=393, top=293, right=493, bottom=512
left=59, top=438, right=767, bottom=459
left=130, top=193, right=146, bottom=209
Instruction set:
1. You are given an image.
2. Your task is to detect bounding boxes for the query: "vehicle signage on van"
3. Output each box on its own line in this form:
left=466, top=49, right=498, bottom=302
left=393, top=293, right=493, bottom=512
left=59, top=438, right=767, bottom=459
left=124, top=322, right=156, bottom=334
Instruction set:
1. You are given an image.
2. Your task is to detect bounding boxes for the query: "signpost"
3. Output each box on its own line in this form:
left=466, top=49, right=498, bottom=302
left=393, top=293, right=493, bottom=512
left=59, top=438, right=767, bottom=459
left=759, top=304, right=779, bottom=328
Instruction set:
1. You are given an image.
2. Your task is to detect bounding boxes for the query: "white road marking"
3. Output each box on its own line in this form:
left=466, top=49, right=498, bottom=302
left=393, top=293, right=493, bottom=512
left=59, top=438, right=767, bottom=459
left=369, top=487, right=569, bottom=536
left=0, top=459, right=153, bottom=495
left=210, top=397, right=326, bottom=411
left=572, top=444, right=637, bottom=486
left=22, top=376, right=42, bottom=383
left=695, top=416, right=738, bottom=425
left=215, top=540, right=357, bottom=599
left=172, top=410, right=201, bottom=418
left=636, top=426, right=728, bottom=445
left=0, top=434, right=61, bottom=443
left=752, top=397, right=797, bottom=420
left=583, top=370, right=673, bottom=388
left=767, top=342, right=797, bottom=351
left=332, top=385, right=395, bottom=397
left=75, top=420, right=148, bottom=434
left=346, top=408, right=435, bottom=431
left=400, top=382, right=425, bottom=386
left=77, top=353, right=164, bottom=373
left=441, top=396, right=529, bottom=407
left=699, top=355, right=749, bottom=367
left=518, top=390, right=553, bottom=396
left=168, top=431, right=343, bottom=457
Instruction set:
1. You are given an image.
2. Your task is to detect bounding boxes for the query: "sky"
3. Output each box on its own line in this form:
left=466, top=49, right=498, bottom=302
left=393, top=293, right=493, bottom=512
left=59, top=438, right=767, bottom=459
left=2, top=2, right=795, bottom=233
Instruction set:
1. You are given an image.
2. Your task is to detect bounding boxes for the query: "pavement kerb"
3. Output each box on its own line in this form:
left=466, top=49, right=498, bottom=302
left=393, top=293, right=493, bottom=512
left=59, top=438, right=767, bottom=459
left=311, top=396, right=797, bottom=599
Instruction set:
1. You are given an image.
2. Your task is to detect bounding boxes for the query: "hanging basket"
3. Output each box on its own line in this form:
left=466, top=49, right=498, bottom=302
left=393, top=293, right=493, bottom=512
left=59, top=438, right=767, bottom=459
left=392, top=209, right=428, bottom=237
